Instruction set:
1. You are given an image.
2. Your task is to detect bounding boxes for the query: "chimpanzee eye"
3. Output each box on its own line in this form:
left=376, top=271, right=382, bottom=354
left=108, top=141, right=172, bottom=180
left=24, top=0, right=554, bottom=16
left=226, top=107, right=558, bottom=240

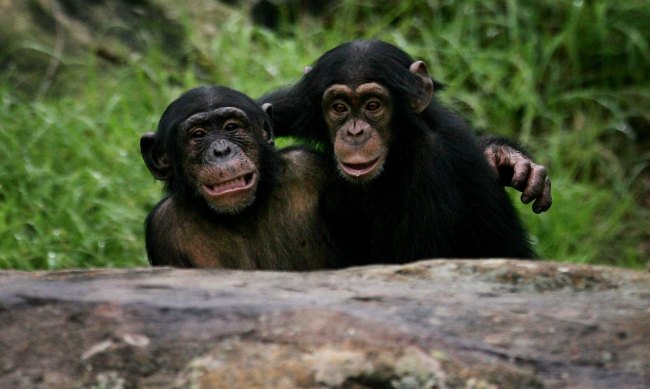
left=224, top=122, right=239, bottom=131
left=332, top=103, right=348, bottom=113
left=191, top=128, right=207, bottom=139
left=365, top=101, right=381, bottom=111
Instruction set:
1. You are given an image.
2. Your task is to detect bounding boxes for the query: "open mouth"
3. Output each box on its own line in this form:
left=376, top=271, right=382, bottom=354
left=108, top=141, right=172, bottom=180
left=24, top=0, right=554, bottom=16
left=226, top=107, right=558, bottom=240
left=203, top=172, right=256, bottom=197
left=340, top=157, right=381, bottom=177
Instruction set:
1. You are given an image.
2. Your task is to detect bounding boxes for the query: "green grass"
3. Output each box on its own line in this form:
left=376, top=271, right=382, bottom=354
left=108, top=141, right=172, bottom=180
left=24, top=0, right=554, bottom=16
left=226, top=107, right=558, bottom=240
left=0, top=0, right=648, bottom=269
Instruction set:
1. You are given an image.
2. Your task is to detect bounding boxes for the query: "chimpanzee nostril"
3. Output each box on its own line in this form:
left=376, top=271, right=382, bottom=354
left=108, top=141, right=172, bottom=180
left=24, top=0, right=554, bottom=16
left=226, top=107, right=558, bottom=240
left=212, top=142, right=232, bottom=158
left=344, top=119, right=372, bottom=144
left=347, top=126, right=364, bottom=137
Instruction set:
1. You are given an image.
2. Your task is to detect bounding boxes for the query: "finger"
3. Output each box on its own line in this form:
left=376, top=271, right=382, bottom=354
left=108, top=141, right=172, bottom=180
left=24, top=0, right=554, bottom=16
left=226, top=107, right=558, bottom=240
left=521, top=164, right=547, bottom=203
left=511, top=158, right=531, bottom=191
left=532, top=177, right=552, bottom=213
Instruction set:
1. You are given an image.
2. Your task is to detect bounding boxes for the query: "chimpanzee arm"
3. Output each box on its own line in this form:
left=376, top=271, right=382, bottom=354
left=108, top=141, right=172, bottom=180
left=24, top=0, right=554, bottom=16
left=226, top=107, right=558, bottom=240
left=478, top=135, right=552, bottom=214
left=257, top=87, right=301, bottom=137
left=144, top=199, right=194, bottom=267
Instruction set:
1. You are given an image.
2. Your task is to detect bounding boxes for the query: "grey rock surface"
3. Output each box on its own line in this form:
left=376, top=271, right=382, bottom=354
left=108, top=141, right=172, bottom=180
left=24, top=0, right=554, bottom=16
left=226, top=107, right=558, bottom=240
left=1, top=259, right=649, bottom=388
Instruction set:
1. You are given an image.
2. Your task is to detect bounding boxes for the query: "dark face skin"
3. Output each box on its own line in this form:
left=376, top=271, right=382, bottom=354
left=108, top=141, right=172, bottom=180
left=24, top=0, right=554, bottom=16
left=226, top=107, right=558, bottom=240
left=179, top=106, right=267, bottom=214
left=319, top=60, right=431, bottom=184
left=141, top=86, right=274, bottom=216
left=322, top=82, right=394, bottom=183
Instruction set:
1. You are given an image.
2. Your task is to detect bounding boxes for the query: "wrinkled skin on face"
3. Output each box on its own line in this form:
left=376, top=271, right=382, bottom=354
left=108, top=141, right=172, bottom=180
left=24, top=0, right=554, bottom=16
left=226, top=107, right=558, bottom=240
left=141, top=86, right=273, bottom=215
left=319, top=60, right=432, bottom=184
left=322, top=83, right=393, bottom=183
left=179, top=107, right=263, bottom=214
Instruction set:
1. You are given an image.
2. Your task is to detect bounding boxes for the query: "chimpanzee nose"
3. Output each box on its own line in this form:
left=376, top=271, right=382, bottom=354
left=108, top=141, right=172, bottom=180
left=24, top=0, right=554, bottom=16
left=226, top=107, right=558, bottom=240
left=345, top=120, right=371, bottom=144
left=347, top=125, right=364, bottom=138
left=211, top=141, right=232, bottom=159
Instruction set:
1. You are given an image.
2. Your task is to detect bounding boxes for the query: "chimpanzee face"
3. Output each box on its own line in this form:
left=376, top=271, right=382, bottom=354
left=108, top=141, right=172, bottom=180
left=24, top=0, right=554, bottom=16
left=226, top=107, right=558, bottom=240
left=141, top=86, right=273, bottom=215
left=178, top=106, right=265, bottom=214
left=313, top=42, right=433, bottom=184
left=321, top=82, right=393, bottom=183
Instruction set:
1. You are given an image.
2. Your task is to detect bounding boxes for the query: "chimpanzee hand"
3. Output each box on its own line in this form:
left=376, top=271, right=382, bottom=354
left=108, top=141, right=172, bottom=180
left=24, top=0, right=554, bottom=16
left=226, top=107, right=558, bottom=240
left=484, top=143, right=552, bottom=214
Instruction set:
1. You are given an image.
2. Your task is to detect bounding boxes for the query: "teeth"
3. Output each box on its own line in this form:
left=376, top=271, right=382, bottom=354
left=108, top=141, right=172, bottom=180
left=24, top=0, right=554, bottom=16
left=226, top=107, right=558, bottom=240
left=212, top=176, right=246, bottom=192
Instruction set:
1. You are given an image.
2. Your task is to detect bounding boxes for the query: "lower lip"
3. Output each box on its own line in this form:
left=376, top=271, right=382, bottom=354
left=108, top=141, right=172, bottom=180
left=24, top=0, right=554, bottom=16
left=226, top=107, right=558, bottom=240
left=340, top=157, right=381, bottom=177
left=203, top=173, right=256, bottom=197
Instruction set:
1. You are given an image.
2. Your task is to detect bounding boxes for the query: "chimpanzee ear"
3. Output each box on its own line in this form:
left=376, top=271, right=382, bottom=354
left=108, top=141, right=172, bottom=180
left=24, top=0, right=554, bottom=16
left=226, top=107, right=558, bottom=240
left=304, top=66, right=313, bottom=74
left=140, top=132, right=172, bottom=180
left=261, top=103, right=275, bottom=145
left=409, top=60, right=434, bottom=113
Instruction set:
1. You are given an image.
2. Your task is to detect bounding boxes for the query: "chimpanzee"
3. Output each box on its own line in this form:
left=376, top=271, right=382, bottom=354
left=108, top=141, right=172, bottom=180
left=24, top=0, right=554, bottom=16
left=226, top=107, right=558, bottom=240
left=259, top=40, right=538, bottom=263
left=141, top=85, right=339, bottom=269
left=265, top=61, right=551, bottom=214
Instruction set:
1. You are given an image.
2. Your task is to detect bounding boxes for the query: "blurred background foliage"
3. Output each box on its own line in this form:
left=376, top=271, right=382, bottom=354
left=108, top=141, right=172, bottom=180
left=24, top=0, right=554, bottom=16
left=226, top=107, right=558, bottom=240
left=0, top=0, right=648, bottom=270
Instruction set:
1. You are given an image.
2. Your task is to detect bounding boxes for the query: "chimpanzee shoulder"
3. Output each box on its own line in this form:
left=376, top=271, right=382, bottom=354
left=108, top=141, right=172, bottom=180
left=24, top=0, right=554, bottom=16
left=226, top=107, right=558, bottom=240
left=278, top=146, right=334, bottom=186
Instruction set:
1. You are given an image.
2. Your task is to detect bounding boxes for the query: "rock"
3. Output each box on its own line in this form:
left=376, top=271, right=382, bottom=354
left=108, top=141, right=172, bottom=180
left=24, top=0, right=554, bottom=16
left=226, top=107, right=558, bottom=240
left=1, top=259, right=649, bottom=388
